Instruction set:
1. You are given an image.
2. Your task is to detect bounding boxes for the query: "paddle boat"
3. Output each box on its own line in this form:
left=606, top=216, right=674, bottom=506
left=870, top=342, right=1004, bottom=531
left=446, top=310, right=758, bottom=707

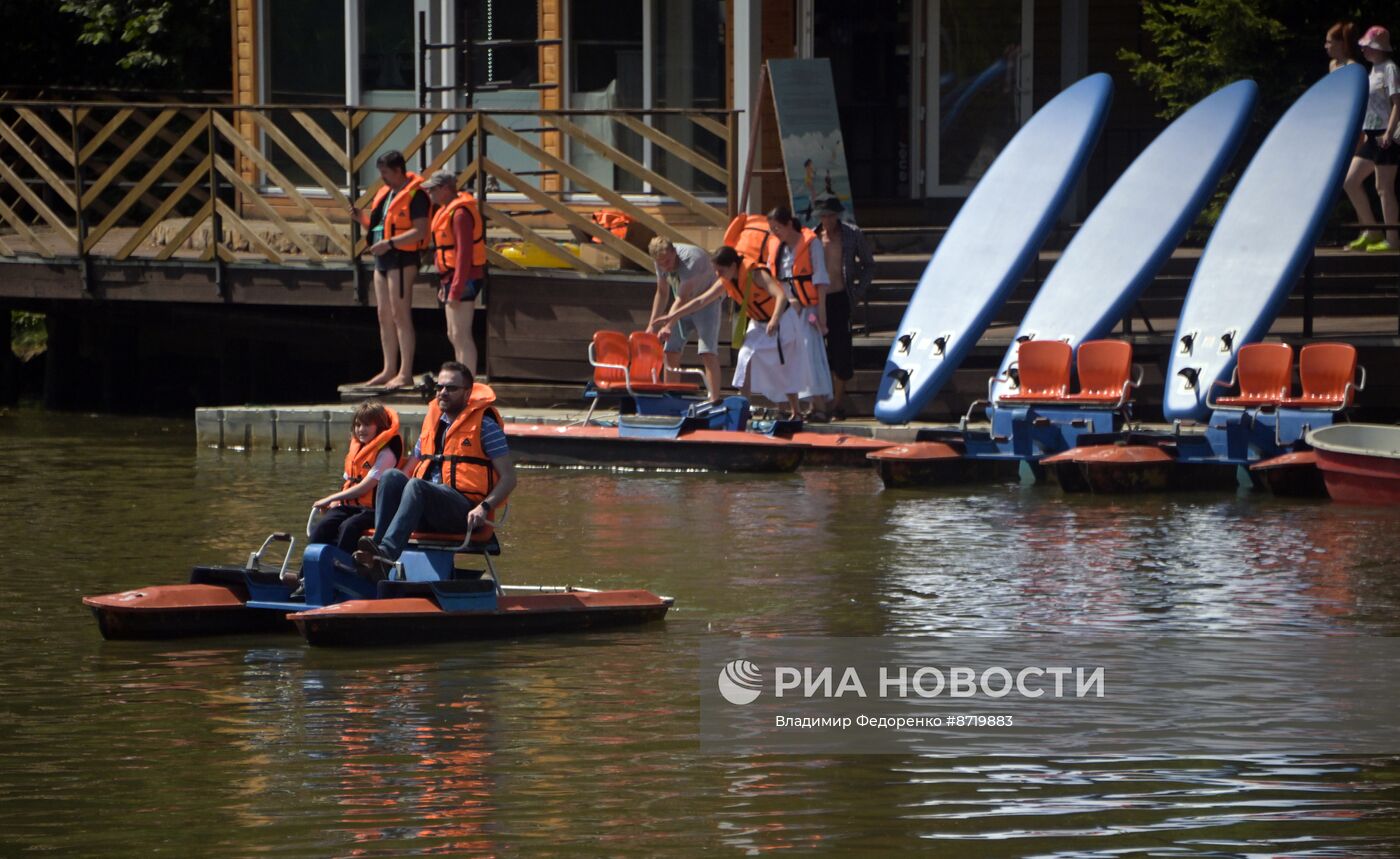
left=84, top=511, right=673, bottom=645
left=1049, top=67, right=1369, bottom=493
left=868, top=79, right=1261, bottom=489
left=1305, top=423, right=1400, bottom=505
left=502, top=329, right=892, bottom=471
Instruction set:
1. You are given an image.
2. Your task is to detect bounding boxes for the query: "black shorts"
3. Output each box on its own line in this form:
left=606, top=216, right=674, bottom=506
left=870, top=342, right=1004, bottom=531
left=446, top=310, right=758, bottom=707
left=373, top=248, right=422, bottom=274
left=825, top=289, right=854, bottom=381
left=1358, top=130, right=1400, bottom=166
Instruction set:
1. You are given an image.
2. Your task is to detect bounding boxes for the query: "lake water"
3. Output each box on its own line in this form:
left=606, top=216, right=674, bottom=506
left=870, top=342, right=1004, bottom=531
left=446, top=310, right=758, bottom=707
left=4, top=408, right=1400, bottom=856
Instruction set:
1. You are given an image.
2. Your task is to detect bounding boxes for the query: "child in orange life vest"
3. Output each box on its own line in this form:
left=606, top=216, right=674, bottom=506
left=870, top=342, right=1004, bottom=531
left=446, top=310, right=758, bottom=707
left=310, top=401, right=404, bottom=553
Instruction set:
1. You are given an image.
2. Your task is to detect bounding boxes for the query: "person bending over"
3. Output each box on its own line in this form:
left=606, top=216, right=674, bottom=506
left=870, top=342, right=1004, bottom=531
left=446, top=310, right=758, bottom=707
left=655, top=245, right=803, bottom=419
left=354, top=361, right=516, bottom=577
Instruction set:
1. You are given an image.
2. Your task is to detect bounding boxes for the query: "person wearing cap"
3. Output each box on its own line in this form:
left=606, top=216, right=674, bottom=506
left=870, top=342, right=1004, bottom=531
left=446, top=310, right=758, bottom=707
left=1343, top=25, right=1400, bottom=253
left=814, top=196, right=875, bottom=420
left=423, top=170, right=487, bottom=372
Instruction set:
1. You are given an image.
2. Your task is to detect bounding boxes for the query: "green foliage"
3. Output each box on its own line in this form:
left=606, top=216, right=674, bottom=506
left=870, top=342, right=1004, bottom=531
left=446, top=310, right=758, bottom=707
left=11, top=311, right=45, bottom=361
left=60, top=1, right=175, bottom=70
left=1118, top=0, right=1289, bottom=119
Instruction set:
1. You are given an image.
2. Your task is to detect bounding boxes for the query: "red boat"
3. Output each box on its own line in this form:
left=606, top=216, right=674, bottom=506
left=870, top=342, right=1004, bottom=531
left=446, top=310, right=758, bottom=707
left=505, top=422, right=807, bottom=472
left=1307, top=423, right=1400, bottom=505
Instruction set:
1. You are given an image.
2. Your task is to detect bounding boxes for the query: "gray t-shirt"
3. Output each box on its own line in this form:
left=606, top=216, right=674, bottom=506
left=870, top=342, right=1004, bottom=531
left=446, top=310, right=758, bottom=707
left=656, top=243, right=716, bottom=302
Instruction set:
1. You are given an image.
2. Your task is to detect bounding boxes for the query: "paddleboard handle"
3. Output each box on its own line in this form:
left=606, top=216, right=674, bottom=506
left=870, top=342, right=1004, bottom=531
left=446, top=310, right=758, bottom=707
left=1179, top=333, right=1195, bottom=354
left=1177, top=367, right=1200, bottom=389
left=897, top=333, right=914, bottom=353
left=1016, top=334, right=1032, bottom=343
left=1220, top=331, right=1234, bottom=353
left=933, top=336, right=949, bottom=355
left=887, top=368, right=912, bottom=390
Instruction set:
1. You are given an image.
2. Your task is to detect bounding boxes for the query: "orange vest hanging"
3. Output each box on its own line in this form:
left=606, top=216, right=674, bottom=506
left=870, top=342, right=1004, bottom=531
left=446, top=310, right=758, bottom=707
left=722, top=259, right=777, bottom=323
left=411, top=384, right=508, bottom=537
left=430, top=191, right=486, bottom=272
left=366, top=172, right=427, bottom=251
left=341, top=408, right=404, bottom=508
left=591, top=209, right=632, bottom=242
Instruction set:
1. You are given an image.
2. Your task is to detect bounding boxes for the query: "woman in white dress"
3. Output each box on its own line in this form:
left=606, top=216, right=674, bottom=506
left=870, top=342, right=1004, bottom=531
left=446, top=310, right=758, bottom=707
left=652, top=246, right=807, bottom=418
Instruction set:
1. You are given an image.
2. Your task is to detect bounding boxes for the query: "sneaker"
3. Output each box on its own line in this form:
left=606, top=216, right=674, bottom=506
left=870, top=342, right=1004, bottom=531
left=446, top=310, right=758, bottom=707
left=1346, top=232, right=1378, bottom=250
left=1365, top=239, right=1394, bottom=253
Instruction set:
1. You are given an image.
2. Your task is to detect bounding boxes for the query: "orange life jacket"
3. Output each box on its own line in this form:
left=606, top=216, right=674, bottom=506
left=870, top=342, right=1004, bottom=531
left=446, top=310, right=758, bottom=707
left=366, top=172, right=427, bottom=251
left=591, top=209, right=632, bottom=242
left=722, top=214, right=821, bottom=306
left=411, top=384, right=507, bottom=537
left=722, top=259, right=778, bottom=323
left=341, top=408, right=404, bottom=508
left=430, top=191, right=486, bottom=272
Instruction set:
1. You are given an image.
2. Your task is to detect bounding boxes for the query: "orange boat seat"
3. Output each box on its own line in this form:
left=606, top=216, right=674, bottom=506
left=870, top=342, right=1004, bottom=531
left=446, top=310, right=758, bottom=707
left=1211, top=342, right=1293, bottom=408
left=588, top=330, right=633, bottom=393
left=1063, top=339, right=1136, bottom=406
left=997, top=340, right=1072, bottom=403
left=627, top=331, right=700, bottom=394
left=1282, top=343, right=1364, bottom=410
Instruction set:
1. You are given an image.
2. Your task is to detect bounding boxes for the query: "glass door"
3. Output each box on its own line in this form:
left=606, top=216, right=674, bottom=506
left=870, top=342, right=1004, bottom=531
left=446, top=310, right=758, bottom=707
left=926, top=0, right=1032, bottom=195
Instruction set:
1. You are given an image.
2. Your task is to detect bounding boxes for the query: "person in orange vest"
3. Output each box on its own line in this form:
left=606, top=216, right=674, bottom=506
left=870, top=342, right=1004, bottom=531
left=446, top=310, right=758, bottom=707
left=651, top=245, right=804, bottom=419
left=766, top=205, right=835, bottom=421
left=348, top=149, right=431, bottom=389
left=353, top=361, right=517, bottom=578
left=309, top=401, right=403, bottom=552
left=422, top=169, right=487, bottom=373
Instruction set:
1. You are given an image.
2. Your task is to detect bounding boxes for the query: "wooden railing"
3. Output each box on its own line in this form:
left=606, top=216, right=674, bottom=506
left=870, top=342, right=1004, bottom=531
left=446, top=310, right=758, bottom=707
left=0, top=100, right=738, bottom=279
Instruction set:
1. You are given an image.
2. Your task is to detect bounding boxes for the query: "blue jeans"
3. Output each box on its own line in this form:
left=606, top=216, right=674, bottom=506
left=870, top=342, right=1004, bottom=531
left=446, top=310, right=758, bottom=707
left=372, top=469, right=476, bottom=560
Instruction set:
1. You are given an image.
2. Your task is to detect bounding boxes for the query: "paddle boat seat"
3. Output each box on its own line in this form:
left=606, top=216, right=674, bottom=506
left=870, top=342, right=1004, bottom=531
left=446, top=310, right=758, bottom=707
left=1281, top=342, right=1365, bottom=410
left=627, top=331, right=702, bottom=395
left=996, top=340, right=1072, bottom=404
left=363, top=529, right=501, bottom=555
left=1063, top=339, right=1140, bottom=407
left=1210, top=342, right=1293, bottom=409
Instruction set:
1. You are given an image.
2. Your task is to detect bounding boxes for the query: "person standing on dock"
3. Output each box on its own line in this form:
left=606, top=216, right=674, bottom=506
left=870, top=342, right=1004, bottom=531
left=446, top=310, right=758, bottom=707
left=423, top=170, right=486, bottom=375
left=355, top=362, right=517, bottom=577
left=647, top=237, right=723, bottom=403
left=814, top=197, right=875, bottom=420
left=766, top=206, right=835, bottom=421
left=1342, top=26, right=1400, bottom=253
left=350, top=150, right=431, bottom=389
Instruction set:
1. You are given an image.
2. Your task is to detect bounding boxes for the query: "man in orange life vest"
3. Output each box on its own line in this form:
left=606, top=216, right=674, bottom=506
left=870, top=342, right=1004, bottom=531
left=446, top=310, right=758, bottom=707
left=422, top=169, right=486, bottom=373
left=349, top=150, right=431, bottom=390
left=354, top=361, right=516, bottom=575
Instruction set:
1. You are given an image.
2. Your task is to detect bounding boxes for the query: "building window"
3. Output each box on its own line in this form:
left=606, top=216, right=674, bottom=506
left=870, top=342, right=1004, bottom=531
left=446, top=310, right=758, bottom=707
left=263, top=0, right=345, bottom=189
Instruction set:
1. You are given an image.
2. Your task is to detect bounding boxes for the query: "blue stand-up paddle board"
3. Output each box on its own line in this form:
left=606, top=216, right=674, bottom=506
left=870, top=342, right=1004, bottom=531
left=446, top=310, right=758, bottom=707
left=1164, top=65, right=1367, bottom=421
left=875, top=73, right=1113, bottom=424
left=989, top=80, right=1257, bottom=401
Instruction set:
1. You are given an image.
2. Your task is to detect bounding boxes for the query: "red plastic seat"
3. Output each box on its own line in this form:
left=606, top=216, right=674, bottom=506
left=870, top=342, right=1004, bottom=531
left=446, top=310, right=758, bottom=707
left=588, top=330, right=633, bottom=393
left=1064, top=339, right=1135, bottom=406
left=1282, top=343, right=1362, bottom=410
left=1212, top=342, right=1293, bottom=408
left=997, top=340, right=1072, bottom=403
left=627, top=331, right=700, bottom=394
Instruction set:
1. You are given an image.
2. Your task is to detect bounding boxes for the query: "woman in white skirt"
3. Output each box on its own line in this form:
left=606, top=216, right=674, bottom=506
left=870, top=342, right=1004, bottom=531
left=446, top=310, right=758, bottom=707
left=652, top=246, right=807, bottom=419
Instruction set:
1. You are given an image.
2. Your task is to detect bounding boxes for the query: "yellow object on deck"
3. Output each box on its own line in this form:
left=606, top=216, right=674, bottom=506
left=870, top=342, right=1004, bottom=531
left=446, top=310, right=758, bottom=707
left=497, top=241, right=581, bottom=269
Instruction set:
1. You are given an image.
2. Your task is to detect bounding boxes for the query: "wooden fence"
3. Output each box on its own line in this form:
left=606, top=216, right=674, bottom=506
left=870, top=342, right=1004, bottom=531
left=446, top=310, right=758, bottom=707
left=0, top=100, right=738, bottom=279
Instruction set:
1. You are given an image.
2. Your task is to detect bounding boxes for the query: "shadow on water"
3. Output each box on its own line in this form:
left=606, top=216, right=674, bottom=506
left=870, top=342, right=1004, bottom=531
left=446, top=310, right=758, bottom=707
left=3, top=408, right=1400, bottom=855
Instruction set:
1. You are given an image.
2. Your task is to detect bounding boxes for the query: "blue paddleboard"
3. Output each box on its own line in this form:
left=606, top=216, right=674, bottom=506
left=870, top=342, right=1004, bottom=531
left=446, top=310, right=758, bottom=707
left=1164, top=65, right=1367, bottom=421
left=875, top=73, right=1113, bottom=424
left=989, top=80, right=1257, bottom=401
